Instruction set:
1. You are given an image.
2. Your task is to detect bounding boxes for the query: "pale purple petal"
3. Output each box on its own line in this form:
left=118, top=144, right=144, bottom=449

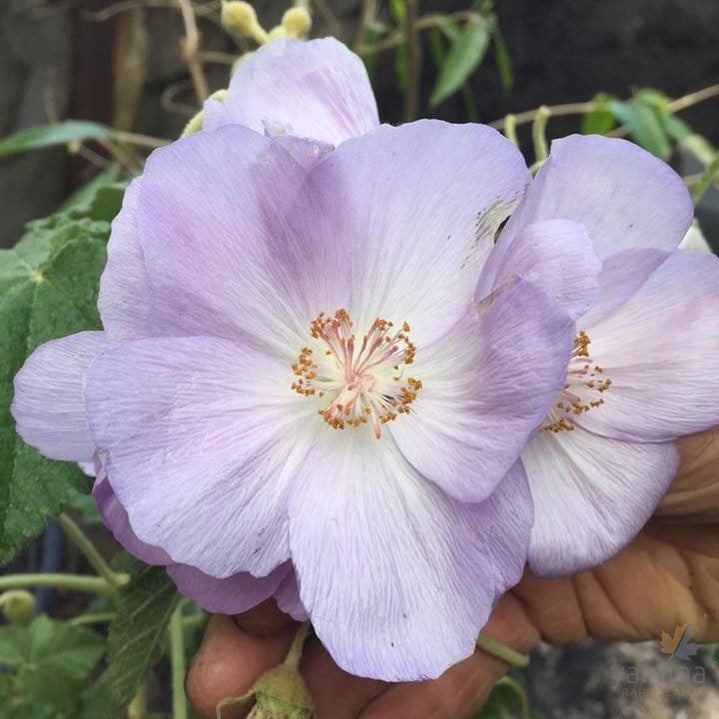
left=85, top=336, right=317, bottom=578
left=523, top=427, right=678, bottom=576
left=476, top=219, right=601, bottom=320
left=578, top=251, right=719, bottom=442
left=98, top=179, right=151, bottom=340
left=301, top=120, right=530, bottom=346
left=390, top=278, right=574, bottom=503
left=167, top=562, right=289, bottom=615
left=289, top=433, right=532, bottom=681
left=92, top=470, right=170, bottom=565
left=501, top=134, right=693, bottom=260
left=203, top=37, right=379, bottom=145
left=136, top=125, right=346, bottom=359
left=12, top=331, right=106, bottom=462
left=274, top=569, right=308, bottom=621
left=578, top=248, right=670, bottom=328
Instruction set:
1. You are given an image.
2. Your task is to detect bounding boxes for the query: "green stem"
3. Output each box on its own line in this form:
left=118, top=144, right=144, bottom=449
left=476, top=634, right=530, bottom=668
left=284, top=622, right=311, bottom=669
left=169, top=605, right=188, bottom=719
left=68, top=611, right=117, bottom=626
left=0, top=573, right=128, bottom=595
left=503, top=113, right=519, bottom=147
left=494, top=675, right=530, bottom=719
left=531, top=105, right=551, bottom=164
left=57, top=512, right=124, bottom=591
left=692, top=155, right=719, bottom=205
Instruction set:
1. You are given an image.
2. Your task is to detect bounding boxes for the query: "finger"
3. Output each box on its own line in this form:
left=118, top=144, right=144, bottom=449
left=233, top=597, right=296, bottom=636
left=186, top=613, right=297, bottom=719
left=358, top=594, right=539, bottom=719
left=300, top=636, right=387, bottom=719
left=658, top=426, right=719, bottom=518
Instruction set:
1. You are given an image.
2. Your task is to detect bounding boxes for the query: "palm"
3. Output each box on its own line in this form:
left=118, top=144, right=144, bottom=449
left=187, top=428, right=719, bottom=719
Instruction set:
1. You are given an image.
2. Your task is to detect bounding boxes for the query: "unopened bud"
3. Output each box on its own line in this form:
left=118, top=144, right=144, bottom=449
left=180, top=89, right=227, bottom=138
left=281, top=7, right=312, bottom=38
left=216, top=624, right=312, bottom=719
left=221, top=1, right=269, bottom=45
left=0, top=590, right=36, bottom=626
left=267, top=25, right=288, bottom=40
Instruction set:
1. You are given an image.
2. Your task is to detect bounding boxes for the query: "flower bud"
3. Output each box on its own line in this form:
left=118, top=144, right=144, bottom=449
left=281, top=7, right=312, bottom=38
left=267, top=25, right=288, bottom=40
left=221, top=1, right=268, bottom=44
left=0, top=590, right=36, bottom=626
left=216, top=624, right=312, bottom=719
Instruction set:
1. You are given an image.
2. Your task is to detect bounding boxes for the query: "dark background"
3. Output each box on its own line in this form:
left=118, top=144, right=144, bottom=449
left=1, top=0, right=718, bottom=244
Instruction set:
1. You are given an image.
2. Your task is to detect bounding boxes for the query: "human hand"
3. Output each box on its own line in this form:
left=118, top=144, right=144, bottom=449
left=186, top=427, right=719, bottom=719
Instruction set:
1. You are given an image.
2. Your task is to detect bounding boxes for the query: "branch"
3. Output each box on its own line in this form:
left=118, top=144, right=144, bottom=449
left=177, top=0, right=209, bottom=104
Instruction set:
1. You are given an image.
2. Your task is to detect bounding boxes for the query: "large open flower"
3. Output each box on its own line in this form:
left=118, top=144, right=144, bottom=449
left=12, top=115, right=597, bottom=679
left=488, top=134, right=719, bottom=576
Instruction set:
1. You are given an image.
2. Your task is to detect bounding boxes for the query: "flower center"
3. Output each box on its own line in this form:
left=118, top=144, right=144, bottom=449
left=541, top=331, right=612, bottom=433
left=291, top=309, right=422, bottom=439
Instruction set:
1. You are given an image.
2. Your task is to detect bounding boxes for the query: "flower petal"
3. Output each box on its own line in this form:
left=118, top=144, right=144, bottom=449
left=98, top=178, right=151, bottom=340
left=477, top=218, right=601, bottom=320
left=85, top=336, right=317, bottom=578
left=579, top=251, right=719, bottom=442
left=203, top=37, right=379, bottom=145
left=501, top=134, right=693, bottom=260
left=12, top=331, right=106, bottom=462
left=167, top=562, right=289, bottom=615
left=523, top=427, right=678, bottom=576
left=289, top=433, right=532, bottom=681
left=136, top=125, right=348, bottom=358
left=274, top=568, right=308, bottom=621
left=390, top=278, right=574, bottom=502
left=92, top=469, right=170, bottom=565
left=578, top=248, right=670, bottom=328
left=302, top=120, right=530, bottom=345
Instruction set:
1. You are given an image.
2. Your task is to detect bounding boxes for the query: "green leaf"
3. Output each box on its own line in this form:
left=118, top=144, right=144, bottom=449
left=0, top=121, right=116, bottom=158
left=0, top=615, right=104, bottom=711
left=608, top=100, right=672, bottom=160
left=662, top=114, right=718, bottom=166
left=105, top=556, right=180, bottom=718
left=492, top=29, right=514, bottom=92
left=0, top=210, right=113, bottom=566
left=582, top=93, right=618, bottom=135
left=430, top=17, right=490, bottom=107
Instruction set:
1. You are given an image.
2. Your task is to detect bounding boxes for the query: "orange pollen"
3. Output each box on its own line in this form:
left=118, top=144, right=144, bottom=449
left=541, top=331, right=612, bottom=433
left=291, top=309, right=422, bottom=439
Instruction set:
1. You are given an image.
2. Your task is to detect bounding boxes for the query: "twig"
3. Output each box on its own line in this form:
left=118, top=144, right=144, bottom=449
left=0, top=573, right=129, bottom=595
left=84, top=0, right=222, bottom=25
left=359, top=10, right=480, bottom=54
left=353, top=0, right=377, bottom=53
left=311, top=0, right=346, bottom=42
left=114, top=129, right=170, bottom=149
left=97, top=138, right=143, bottom=174
left=57, top=512, right=124, bottom=591
left=199, top=50, right=238, bottom=65
left=160, top=80, right=198, bottom=117
left=489, top=102, right=597, bottom=130
left=403, top=0, right=420, bottom=122
left=177, top=0, right=209, bottom=104
left=488, top=83, right=719, bottom=135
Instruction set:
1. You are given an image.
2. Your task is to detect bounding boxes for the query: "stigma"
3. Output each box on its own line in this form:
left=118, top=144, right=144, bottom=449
left=291, top=309, right=422, bottom=439
left=541, top=331, right=612, bottom=433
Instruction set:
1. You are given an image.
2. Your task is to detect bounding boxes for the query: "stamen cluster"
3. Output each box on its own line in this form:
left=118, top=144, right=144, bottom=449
left=541, top=331, right=612, bottom=433
left=291, top=309, right=422, bottom=438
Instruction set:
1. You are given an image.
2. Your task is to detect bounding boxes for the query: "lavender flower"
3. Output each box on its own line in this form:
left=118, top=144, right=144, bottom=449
left=12, top=109, right=591, bottom=679
left=485, top=134, right=719, bottom=576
